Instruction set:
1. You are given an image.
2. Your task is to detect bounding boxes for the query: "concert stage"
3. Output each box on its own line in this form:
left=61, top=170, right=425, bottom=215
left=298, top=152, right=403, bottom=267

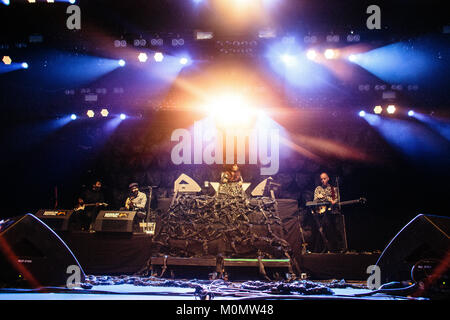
left=60, top=231, right=379, bottom=282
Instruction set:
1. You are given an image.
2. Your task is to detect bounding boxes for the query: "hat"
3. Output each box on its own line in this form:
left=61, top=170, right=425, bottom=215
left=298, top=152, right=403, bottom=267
left=128, top=182, right=139, bottom=189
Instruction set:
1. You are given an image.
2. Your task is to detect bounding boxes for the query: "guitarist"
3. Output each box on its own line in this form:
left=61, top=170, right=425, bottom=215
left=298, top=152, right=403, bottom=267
left=312, top=172, right=345, bottom=253
left=74, top=180, right=107, bottom=231
left=313, top=172, right=339, bottom=213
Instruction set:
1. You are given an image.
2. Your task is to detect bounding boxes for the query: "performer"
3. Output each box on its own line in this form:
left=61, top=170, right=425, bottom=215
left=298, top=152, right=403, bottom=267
left=312, top=172, right=346, bottom=253
left=73, top=180, right=108, bottom=231
left=219, top=164, right=244, bottom=197
left=220, top=164, right=243, bottom=184
left=313, top=172, right=339, bottom=212
left=124, top=182, right=147, bottom=219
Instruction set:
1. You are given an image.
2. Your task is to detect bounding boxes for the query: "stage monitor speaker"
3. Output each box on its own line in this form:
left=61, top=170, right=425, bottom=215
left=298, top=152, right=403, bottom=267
left=0, top=213, right=85, bottom=287
left=93, top=210, right=137, bottom=233
left=375, top=214, right=449, bottom=284
left=35, top=209, right=74, bottom=231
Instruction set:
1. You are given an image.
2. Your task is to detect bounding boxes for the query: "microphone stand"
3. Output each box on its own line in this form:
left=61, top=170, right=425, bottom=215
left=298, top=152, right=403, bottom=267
left=146, top=186, right=153, bottom=223
left=336, top=177, right=341, bottom=211
left=140, top=186, right=156, bottom=235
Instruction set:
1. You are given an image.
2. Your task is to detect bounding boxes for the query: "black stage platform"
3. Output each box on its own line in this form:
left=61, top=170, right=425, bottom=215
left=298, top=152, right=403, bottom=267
left=60, top=231, right=379, bottom=281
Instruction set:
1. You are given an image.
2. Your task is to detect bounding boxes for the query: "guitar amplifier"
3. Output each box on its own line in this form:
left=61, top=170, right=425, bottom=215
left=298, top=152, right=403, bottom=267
left=35, top=209, right=74, bottom=232
left=93, top=210, right=137, bottom=233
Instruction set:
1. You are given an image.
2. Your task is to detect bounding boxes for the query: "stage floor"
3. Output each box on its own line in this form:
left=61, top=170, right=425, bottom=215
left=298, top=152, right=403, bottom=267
left=0, top=281, right=418, bottom=301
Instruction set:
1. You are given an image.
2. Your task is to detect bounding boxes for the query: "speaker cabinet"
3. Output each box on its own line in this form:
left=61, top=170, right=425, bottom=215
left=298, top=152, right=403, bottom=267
left=375, top=214, right=450, bottom=284
left=35, top=209, right=74, bottom=231
left=93, top=210, right=137, bottom=233
left=0, top=213, right=85, bottom=287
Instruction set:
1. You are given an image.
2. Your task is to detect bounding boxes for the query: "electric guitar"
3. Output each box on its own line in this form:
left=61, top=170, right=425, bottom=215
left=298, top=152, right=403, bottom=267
left=74, top=202, right=108, bottom=212
left=306, top=197, right=367, bottom=214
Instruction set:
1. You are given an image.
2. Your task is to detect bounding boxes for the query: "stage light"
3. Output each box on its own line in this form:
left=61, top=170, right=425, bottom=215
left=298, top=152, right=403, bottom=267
left=258, top=29, right=276, bottom=39
left=2, top=56, right=11, bottom=65
left=21, top=62, right=29, bottom=69
left=387, top=104, right=396, bottom=114
left=69, top=0, right=76, bottom=4
left=1, top=0, right=10, bottom=5
left=70, top=114, right=77, bottom=120
left=205, top=93, right=257, bottom=128
left=138, top=53, right=148, bottom=63
left=179, top=57, right=189, bottom=65
left=195, top=31, right=213, bottom=40
left=87, top=110, right=95, bottom=118
left=348, top=54, right=357, bottom=62
left=47, top=0, right=54, bottom=3
left=119, top=113, right=126, bottom=120
left=28, top=0, right=36, bottom=3
left=281, top=54, right=296, bottom=66
left=359, top=110, right=366, bottom=117
left=408, top=110, right=415, bottom=117
left=324, top=49, right=337, bottom=59
left=374, top=105, right=383, bottom=114
left=100, top=109, right=109, bottom=117
left=154, top=52, right=164, bottom=62
left=306, top=49, right=317, bottom=60
left=118, top=59, right=126, bottom=67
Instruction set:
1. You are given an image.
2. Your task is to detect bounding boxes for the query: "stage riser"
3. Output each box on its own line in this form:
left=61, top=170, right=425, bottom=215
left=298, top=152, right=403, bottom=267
left=61, top=233, right=377, bottom=280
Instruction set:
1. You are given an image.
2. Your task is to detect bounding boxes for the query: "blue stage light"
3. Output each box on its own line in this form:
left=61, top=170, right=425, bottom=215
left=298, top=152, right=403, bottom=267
left=281, top=54, right=297, bottom=66
left=154, top=52, right=164, bottom=62
left=348, top=54, right=357, bottom=62
left=359, top=110, right=366, bottom=117
left=306, top=49, right=317, bottom=61
left=1, top=0, right=10, bottom=6
left=408, top=110, right=415, bottom=117
left=120, top=113, right=126, bottom=120
left=118, top=59, right=126, bottom=67
left=179, top=57, right=189, bottom=65
left=70, top=114, right=77, bottom=120
left=21, top=62, right=29, bottom=69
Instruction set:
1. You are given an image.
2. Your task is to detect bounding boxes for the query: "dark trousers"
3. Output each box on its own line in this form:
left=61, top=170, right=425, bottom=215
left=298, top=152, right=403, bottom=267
left=72, top=209, right=99, bottom=231
left=312, top=213, right=347, bottom=253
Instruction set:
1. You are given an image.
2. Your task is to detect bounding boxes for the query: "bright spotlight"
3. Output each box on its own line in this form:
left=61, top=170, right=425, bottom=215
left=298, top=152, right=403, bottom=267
left=348, top=54, right=357, bottom=62
left=118, top=59, right=126, bottom=67
left=387, top=104, right=396, bottom=114
left=21, top=62, right=29, bottom=69
left=1, top=0, right=10, bottom=5
left=87, top=110, right=95, bottom=118
left=69, top=0, right=76, bottom=3
left=306, top=49, right=317, bottom=60
left=408, top=110, right=415, bottom=117
left=359, top=110, right=366, bottom=117
left=2, top=56, right=11, bottom=65
left=100, top=109, right=109, bottom=117
left=179, top=57, right=189, bottom=65
left=70, top=114, right=77, bottom=120
left=154, top=52, right=164, bottom=62
left=374, top=105, right=383, bottom=114
left=119, top=113, right=126, bottom=120
left=138, top=53, right=148, bottom=63
left=206, top=93, right=256, bottom=128
left=281, top=54, right=296, bottom=66
left=324, top=49, right=337, bottom=59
